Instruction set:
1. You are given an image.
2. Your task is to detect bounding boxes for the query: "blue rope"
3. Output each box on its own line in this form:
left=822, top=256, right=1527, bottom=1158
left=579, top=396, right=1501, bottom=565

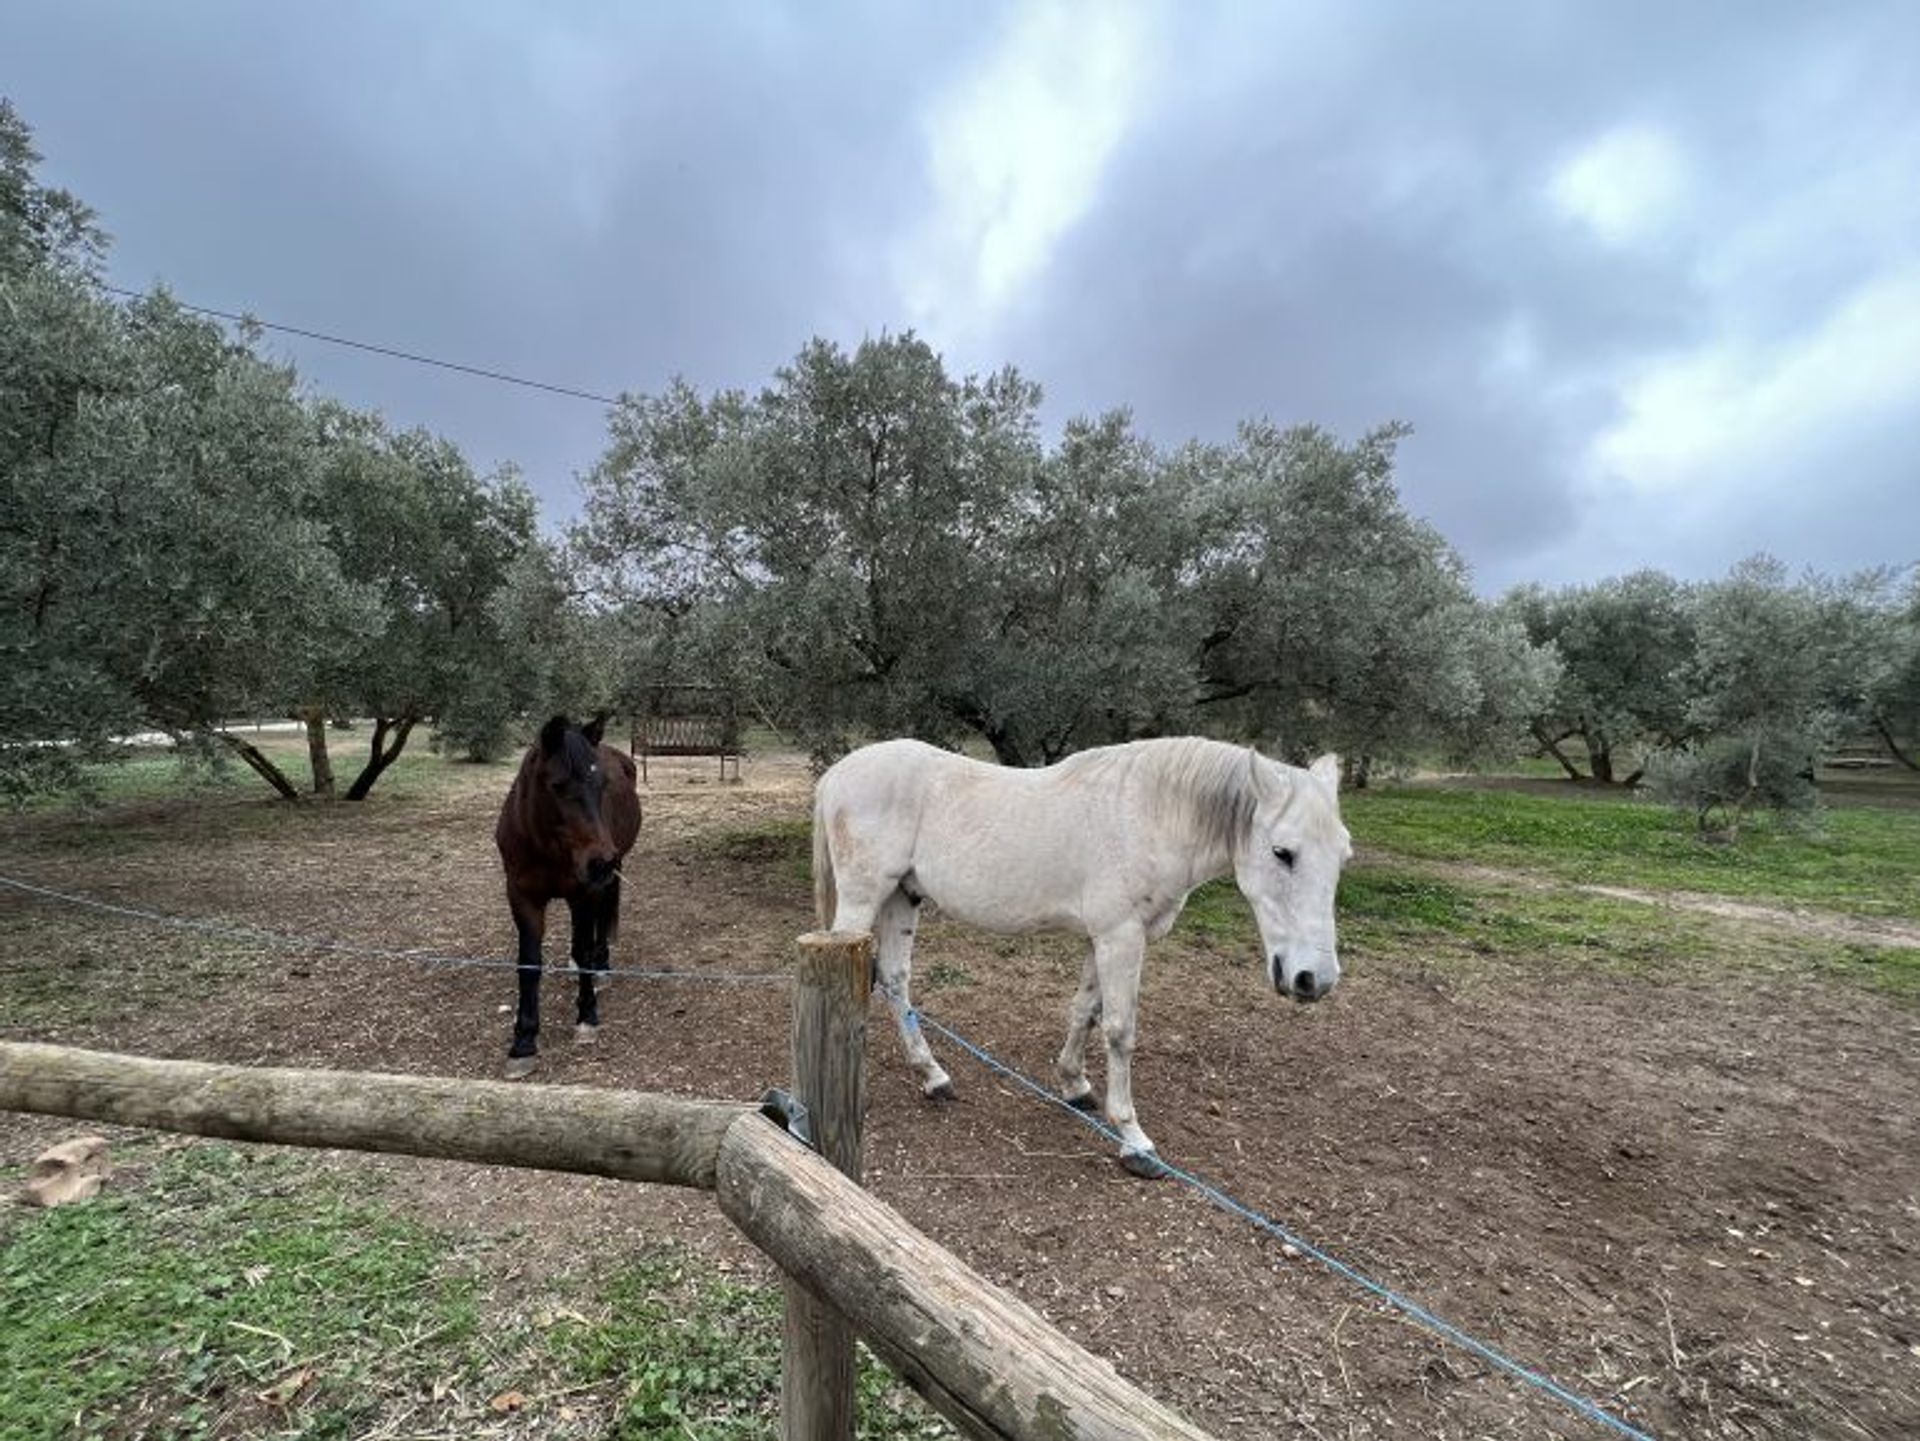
left=911, top=1007, right=1656, bottom=1441
left=0, top=873, right=790, bottom=985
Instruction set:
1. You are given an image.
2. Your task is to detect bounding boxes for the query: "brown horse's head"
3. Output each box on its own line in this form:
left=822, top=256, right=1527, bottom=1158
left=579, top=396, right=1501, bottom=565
left=532, top=714, right=623, bottom=891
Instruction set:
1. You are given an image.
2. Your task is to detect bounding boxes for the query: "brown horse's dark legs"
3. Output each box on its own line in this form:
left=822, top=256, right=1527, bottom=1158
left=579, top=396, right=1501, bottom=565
left=567, top=893, right=607, bottom=1030
left=508, top=894, right=546, bottom=1065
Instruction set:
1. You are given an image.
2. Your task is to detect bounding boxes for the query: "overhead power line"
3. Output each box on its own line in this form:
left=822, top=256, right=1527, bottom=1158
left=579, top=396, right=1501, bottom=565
left=102, top=284, right=623, bottom=407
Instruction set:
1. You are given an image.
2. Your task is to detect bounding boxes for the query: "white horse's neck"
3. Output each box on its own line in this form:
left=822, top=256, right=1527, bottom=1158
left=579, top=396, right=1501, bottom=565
left=1090, top=737, right=1257, bottom=891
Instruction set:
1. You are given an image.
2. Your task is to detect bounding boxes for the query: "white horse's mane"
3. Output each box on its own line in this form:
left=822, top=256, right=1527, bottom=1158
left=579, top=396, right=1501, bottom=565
left=1055, top=736, right=1269, bottom=860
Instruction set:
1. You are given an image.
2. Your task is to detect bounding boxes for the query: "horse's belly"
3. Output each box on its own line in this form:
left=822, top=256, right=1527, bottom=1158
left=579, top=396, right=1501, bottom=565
left=911, top=841, right=1093, bottom=935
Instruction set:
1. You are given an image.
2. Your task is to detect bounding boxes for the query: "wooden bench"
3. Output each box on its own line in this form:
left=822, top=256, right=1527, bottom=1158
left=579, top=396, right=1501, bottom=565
left=627, top=685, right=742, bottom=783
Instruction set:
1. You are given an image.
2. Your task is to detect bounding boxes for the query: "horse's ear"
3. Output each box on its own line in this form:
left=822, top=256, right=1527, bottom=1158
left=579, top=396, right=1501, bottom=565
left=581, top=714, right=606, bottom=747
left=1309, top=753, right=1342, bottom=789
left=1246, top=746, right=1281, bottom=803
left=539, top=715, right=571, bottom=756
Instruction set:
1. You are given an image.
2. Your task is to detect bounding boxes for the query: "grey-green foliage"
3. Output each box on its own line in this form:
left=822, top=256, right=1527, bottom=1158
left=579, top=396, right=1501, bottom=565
left=0, top=98, right=105, bottom=283
left=304, top=403, right=538, bottom=793
left=1649, top=555, right=1893, bottom=833
left=436, top=538, right=616, bottom=762
left=4, top=102, right=379, bottom=800
left=3, top=102, right=537, bottom=803
left=1866, top=566, right=1920, bottom=769
left=1, top=280, right=382, bottom=798
left=952, top=409, right=1201, bottom=764
left=578, top=335, right=1051, bottom=762
left=1644, top=730, right=1821, bottom=837
left=1187, top=422, right=1557, bottom=777
left=1502, top=569, right=1697, bottom=784
left=578, top=341, right=1553, bottom=773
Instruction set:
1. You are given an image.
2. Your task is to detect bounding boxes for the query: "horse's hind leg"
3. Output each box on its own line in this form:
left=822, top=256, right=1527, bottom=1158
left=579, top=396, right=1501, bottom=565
left=873, top=888, right=954, bottom=1101
left=1056, top=948, right=1103, bottom=1112
left=505, top=889, right=546, bottom=1079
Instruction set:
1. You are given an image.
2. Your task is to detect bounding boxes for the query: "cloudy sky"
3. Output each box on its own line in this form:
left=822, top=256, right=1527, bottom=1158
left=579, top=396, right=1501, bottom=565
left=10, top=1, right=1918, bottom=592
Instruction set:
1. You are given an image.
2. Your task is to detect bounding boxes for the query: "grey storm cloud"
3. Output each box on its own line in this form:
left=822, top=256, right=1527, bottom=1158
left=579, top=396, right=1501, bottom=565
left=8, top=0, right=1917, bottom=593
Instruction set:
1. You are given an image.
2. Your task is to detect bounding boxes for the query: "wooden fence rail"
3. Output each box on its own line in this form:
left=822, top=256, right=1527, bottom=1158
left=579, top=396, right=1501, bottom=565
left=0, top=1042, right=752, bottom=1190
left=0, top=933, right=1219, bottom=1441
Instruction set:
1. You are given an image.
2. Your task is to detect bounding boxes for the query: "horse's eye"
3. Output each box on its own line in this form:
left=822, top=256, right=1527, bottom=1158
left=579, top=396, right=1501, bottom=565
left=1273, top=847, right=1296, bottom=869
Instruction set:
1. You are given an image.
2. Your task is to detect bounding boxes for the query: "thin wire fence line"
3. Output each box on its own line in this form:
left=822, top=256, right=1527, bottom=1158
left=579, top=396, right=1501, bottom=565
left=102, top=285, right=624, bottom=407
left=910, top=1007, right=1657, bottom=1441
left=0, top=873, right=789, bottom=985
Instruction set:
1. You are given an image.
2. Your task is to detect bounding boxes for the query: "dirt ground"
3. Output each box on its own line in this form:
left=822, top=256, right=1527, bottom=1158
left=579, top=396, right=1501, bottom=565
left=3, top=752, right=1918, bottom=1439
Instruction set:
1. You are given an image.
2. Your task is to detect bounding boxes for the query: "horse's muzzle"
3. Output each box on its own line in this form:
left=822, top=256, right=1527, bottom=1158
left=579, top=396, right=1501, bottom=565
left=1275, top=962, right=1330, bottom=1002
left=583, top=857, right=621, bottom=891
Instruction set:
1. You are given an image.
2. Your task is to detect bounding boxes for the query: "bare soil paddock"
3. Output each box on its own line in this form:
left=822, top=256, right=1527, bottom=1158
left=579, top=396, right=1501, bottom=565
left=3, top=749, right=1917, bottom=1439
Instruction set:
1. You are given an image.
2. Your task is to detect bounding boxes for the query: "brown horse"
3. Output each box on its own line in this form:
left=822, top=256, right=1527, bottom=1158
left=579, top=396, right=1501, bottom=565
left=494, top=715, right=642, bottom=1078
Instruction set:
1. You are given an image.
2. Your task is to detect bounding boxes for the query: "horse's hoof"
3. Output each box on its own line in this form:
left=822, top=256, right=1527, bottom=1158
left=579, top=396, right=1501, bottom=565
left=1118, top=1148, right=1168, bottom=1180
left=574, top=1023, right=600, bottom=1045
left=924, top=1080, right=957, bottom=1103
left=502, top=1054, right=538, bottom=1080
left=1064, top=1090, right=1102, bottom=1114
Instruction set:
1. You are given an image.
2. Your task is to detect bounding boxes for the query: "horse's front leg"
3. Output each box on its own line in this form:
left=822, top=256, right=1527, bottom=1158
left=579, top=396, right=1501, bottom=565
left=1094, top=924, right=1163, bottom=1176
left=505, top=889, right=546, bottom=1079
left=568, top=892, right=609, bottom=1042
left=1056, top=949, right=1102, bottom=1112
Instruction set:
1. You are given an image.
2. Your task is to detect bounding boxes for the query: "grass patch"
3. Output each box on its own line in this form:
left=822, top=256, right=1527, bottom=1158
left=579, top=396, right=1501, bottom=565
left=0, top=1143, right=476, bottom=1441
left=9, top=731, right=508, bottom=818
left=704, top=818, right=814, bottom=888
left=1178, top=870, right=1481, bottom=949
left=1824, top=943, right=1920, bottom=997
left=1346, top=784, right=1920, bottom=919
left=546, top=1254, right=950, bottom=1438
left=0, top=930, right=255, bottom=1034
left=1175, top=867, right=1723, bottom=984
left=0, top=1144, right=955, bottom=1441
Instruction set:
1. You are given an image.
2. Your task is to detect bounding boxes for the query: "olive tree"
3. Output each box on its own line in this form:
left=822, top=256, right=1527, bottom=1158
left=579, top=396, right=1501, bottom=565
left=1867, top=566, right=1920, bottom=770
left=578, top=334, right=1046, bottom=762
left=1503, top=570, right=1697, bottom=785
left=1649, top=556, right=1888, bottom=835
left=4, top=105, right=385, bottom=800
left=304, top=405, right=538, bottom=796
left=1186, top=421, right=1555, bottom=781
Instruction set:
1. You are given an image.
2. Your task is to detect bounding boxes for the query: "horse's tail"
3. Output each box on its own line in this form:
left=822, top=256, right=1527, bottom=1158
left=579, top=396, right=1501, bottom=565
left=812, top=789, right=836, bottom=929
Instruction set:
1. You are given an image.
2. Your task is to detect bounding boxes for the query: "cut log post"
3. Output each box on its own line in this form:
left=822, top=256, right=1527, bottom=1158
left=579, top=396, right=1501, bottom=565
left=719, top=1114, right=1221, bottom=1441
left=0, top=1043, right=752, bottom=1190
left=782, top=930, right=873, bottom=1441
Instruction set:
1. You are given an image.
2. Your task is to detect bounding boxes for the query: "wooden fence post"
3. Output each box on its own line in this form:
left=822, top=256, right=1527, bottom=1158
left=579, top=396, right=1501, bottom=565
left=783, top=930, right=873, bottom=1441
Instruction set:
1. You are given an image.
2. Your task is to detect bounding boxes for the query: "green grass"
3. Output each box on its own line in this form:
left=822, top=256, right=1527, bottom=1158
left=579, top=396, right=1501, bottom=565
left=0, top=931, right=255, bottom=1033
left=1176, top=868, right=1719, bottom=982
left=1824, top=943, right=1920, bottom=998
left=0, top=1144, right=476, bottom=1441
left=1176, top=849, right=1919, bottom=997
left=10, top=731, right=509, bottom=817
left=548, top=1257, right=950, bottom=1438
left=1346, top=784, right=1920, bottom=919
left=0, top=1143, right=954, bottom=1441
left=704, top=818, right=814, bottom=887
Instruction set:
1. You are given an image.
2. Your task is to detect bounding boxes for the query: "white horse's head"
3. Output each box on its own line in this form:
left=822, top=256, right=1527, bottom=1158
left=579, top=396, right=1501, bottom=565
left=1233, top=750, right=1353, bottom=1003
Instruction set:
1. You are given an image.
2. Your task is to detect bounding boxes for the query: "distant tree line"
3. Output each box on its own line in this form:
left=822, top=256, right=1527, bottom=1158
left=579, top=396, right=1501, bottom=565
left=1505, top=560, right=1917, bottom=832
left=6, top=98, right=1915, bottom=831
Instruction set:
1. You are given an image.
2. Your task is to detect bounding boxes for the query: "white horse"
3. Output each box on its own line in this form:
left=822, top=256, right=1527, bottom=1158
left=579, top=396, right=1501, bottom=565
left=812, top=736, right=1353, bottom=1175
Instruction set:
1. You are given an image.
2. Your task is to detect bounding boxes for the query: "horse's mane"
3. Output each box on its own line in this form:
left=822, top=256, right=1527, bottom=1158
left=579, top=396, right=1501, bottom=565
left=1057, top=737, right=1263, bottom=861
